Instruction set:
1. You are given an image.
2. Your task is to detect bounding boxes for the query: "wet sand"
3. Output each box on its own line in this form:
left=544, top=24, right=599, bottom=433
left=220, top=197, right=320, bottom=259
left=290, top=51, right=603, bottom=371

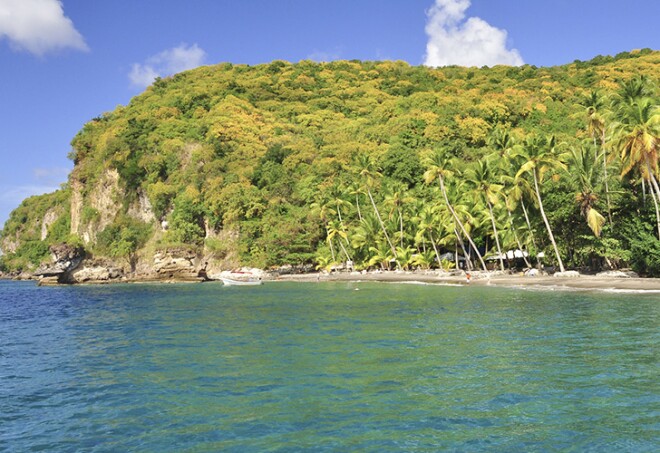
left=275, top=271, right=660, bottom=292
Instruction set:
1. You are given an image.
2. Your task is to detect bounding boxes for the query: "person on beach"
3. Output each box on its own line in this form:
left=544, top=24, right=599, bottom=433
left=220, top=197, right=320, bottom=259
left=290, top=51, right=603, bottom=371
left=466, top=272, right=471, bottom=284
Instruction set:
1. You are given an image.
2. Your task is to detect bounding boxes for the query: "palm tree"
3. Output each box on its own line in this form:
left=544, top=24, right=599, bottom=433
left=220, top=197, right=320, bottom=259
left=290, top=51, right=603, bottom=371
left=501, top=190, right=533, bottom=268
left=351, top=213, right=381, bottom=267
left=384, top=182, right=414, bottom=249
left=611, top=75, right=654, bottom=109
left=348, top=181, right=364, bottom=221
left=328, top=183, right=351, bottom=225
left=310, top=197, right=338, bottom=263
left=414, top=204, right=445, bottom=267
left=327, top=219, right=353, bottom=263
left=368, top=241, right=395, bottom=270
left=576, top=90, right=613, bottom=223
left=487, top=127, right=533, bottom=268
left=486, top=126, right=517, bottom=160
left=464, top=158, right=506, bottom=271
left=516, top=135, right=568, bottom=272
left=411, top=249, right=436, bottom=270
left=567, top=143, right=607, bottom=237
left=423, top=148, right=488, bottom=271
left=354, top=153, right=398, bottom=260
left=611, top=97, right=660, bottom=239
left=395, top=245, right=416, bottom=270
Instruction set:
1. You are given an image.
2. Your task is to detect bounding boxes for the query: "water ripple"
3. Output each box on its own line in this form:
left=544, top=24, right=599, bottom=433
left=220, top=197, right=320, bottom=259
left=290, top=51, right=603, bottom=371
left=0, top=280, right=658, bottom=452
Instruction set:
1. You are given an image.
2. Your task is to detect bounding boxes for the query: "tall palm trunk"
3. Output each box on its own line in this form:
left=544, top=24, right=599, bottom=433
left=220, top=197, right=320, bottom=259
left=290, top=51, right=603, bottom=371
left=398, top=208, right=404, bottom=248
left=487, top=200, right=505, bottom=271
left=454, top=228, right=472, bottom=271
left=533, top=168, right=565, bottom=272
left=645, top=158, right=660, bottom=240
left=601, top=130, right=613, bottom=225
left=520, top=199, right=539, bottom=254
left=338, top=238, right=352, bottom=263
left=327, top=235, right=336, bottom=262
left=437, top=175, right=487, bottom=271
left=428, top=232, right=442, bottom=270
left=334, top=203, right=354, bottom=253
left=504, top=198, right=532, bottom=268
left=355, top=195, right=363, bottom=221
left=367, top=187, right=397, bottom=258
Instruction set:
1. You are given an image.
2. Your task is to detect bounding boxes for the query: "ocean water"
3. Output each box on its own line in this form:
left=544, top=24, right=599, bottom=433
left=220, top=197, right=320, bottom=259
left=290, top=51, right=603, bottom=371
left=0, top=280, right=658, bottom=452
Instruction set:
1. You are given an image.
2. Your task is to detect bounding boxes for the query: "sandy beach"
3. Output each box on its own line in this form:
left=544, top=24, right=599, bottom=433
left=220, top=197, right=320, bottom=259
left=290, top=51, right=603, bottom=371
left=275, top=271, right=660, bottom=292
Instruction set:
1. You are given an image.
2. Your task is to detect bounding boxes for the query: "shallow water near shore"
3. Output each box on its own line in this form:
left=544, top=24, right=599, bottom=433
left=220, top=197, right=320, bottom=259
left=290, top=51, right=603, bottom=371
left=1, top=280, right=658, bottom=452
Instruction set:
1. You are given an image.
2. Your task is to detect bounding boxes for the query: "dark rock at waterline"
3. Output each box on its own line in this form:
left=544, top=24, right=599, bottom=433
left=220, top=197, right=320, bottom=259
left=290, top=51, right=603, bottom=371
left=34, top=244, right=84, bottom=278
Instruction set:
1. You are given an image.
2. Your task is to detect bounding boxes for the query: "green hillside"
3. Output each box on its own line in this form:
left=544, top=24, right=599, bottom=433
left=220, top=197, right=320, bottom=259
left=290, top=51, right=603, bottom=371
left=2, top=49, right=659, bottom=275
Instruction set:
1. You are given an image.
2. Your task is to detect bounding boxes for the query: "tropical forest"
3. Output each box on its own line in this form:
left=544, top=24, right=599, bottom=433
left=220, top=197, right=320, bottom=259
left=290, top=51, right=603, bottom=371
left=1, top=49, right=659, bottom=276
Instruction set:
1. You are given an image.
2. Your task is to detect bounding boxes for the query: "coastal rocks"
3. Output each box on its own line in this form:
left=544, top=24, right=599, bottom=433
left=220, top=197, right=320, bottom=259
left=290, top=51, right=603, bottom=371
left=596, top=270, right=639, bottom=278
left=553, top=270, right=580, bottom=278
left=34, top=244, right=85, bottom=284
left=152, top=248, right=208, bottom=282
left=67, top=262, right=123, bottom=284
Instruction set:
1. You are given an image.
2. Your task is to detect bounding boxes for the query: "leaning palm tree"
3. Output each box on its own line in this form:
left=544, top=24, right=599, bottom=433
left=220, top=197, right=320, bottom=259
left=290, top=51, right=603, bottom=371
left=464, top=158, right=506, bottom=271
left=327, top=219, right=353, bottom=263
left=516, top=135, right=568, bottom=272
left=423, top=147, right=488, bottom=271
left=611, top=97, right=660, bottom=239
left=354, top=153, right=398, bottom=260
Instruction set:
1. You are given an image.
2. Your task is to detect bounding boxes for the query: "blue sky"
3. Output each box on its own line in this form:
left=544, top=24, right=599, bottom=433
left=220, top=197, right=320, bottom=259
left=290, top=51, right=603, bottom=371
left=0, top=0, right=658, bottom=227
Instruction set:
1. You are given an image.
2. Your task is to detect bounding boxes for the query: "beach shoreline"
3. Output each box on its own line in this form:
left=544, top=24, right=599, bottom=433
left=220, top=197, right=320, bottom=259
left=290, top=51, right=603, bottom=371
left=6, top=268, right=660, bottom=292
left=274, top=271, right=660, bottom=292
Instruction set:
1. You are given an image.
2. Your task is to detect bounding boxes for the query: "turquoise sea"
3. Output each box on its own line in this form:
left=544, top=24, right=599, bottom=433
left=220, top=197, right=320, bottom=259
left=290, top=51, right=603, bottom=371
left=0, top=280, right=658, bottom=452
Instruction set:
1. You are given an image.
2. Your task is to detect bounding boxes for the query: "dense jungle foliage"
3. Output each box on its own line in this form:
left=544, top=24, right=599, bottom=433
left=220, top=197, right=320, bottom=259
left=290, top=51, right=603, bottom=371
left=1, top=49, right=659, bottom=274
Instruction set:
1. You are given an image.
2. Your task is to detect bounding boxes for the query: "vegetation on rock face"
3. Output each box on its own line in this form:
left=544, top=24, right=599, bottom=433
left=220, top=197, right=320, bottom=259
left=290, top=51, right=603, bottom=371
left=1, top=49, right=659, bottom=275
left=0, top=188, right=73, bottom=271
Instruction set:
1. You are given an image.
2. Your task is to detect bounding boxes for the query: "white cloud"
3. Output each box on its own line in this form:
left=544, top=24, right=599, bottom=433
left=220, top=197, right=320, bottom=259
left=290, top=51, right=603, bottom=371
left=129, top=43, right=207, bottom=88
left=0, top=0, right=88, bottom=56
left=424, top=0, right=523, bottom=67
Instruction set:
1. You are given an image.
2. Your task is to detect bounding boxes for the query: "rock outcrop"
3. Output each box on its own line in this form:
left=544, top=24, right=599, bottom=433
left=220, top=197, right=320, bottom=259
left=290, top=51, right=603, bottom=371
left=34, top=244, right=85, bottom=285
left=66, top=260, right=124, bottom=284
left=152, top=248, right=208, bottom=282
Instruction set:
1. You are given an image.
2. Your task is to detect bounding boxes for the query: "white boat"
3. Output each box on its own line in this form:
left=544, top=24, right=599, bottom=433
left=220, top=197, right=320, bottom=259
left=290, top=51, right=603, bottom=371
left=220, top=277, right=263, bottom=286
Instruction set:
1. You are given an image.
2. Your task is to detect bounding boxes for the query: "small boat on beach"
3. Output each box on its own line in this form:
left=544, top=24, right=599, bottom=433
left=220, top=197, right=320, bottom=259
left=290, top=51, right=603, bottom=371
left=220, top=277, right=263, bottom=286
